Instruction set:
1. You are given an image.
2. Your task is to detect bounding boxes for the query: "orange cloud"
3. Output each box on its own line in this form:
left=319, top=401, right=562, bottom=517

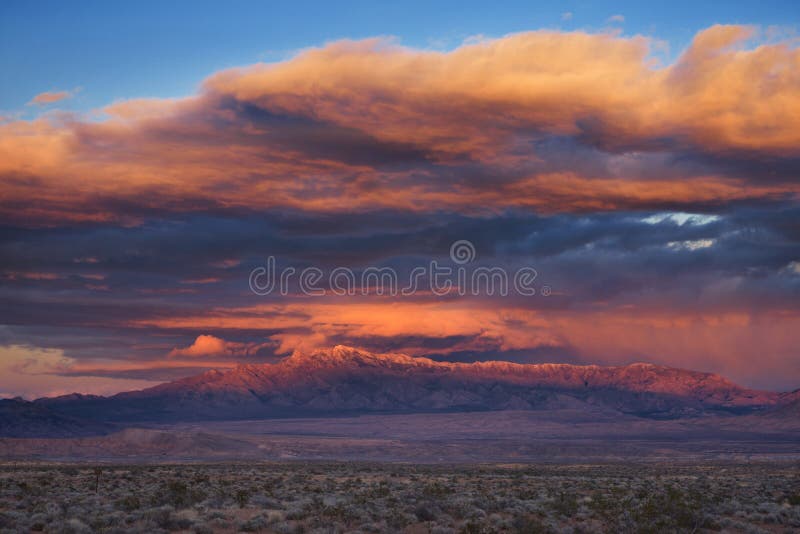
left=1, top=26, right=799, bottom=226
left=132, top=299, right=800, bottom=389
left=206, top=25, right=800, bottom=155
left=27, top=90, right=74, bottom=106
left=168, top=334, right=229, bottom=358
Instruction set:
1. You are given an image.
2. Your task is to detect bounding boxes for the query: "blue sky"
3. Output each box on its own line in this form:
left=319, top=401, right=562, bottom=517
left=1, top=0, right=797, bottom=116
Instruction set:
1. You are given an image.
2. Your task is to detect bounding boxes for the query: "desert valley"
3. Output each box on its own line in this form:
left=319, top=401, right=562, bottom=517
left=1, top=347, right=800, bottom=532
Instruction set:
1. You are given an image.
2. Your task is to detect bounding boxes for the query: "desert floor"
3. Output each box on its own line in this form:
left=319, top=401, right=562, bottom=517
left=1, top=461, right=799, bottom=533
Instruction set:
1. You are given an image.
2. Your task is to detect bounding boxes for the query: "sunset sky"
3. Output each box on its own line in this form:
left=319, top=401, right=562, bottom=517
left=1, top=1, right=799, bottom=398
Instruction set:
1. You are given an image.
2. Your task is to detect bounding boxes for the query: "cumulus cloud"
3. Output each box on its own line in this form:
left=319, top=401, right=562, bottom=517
left=205, top=25, right=800, bottom=155
left=168, top=334, right=274, bottom=359
left=0, top=25, right=798, bottom=225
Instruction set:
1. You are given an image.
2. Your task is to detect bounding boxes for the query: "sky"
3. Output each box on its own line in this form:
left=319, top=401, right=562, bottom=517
left=1, top=1, right=799, bottom=397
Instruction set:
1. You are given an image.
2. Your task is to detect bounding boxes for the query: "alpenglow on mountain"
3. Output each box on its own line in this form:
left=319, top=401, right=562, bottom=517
left=31, top=346, right=784, bottom=424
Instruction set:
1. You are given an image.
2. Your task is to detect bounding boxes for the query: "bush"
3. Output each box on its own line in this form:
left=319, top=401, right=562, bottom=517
left=117, top=495, right=141, bottom=512
left=415, top=504, right=438, bottom=521
left=154, top=480, right=206, bottom=509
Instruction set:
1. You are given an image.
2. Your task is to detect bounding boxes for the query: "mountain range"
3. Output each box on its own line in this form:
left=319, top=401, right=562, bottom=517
left=10, top=346, right=793, bottom=436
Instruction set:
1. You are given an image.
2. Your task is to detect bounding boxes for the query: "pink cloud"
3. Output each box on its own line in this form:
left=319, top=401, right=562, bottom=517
left=168, top=334, right=273, bottom=359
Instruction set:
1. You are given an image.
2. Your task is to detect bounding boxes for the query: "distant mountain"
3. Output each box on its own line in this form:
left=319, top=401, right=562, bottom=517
left=0, top=397, right=115, bottom=438
left=33, top=346, right=784, bottom=424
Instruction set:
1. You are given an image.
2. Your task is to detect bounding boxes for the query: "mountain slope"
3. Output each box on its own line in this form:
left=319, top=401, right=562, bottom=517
left=0, top=397, right=115, bottom=438
left=37, top=346, right=781, bottom=422
left=762, top=390, right=800, bottom=419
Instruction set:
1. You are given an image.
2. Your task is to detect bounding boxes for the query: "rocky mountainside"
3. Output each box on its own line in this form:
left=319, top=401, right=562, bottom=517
left=30, top=346, right=783, bottom=424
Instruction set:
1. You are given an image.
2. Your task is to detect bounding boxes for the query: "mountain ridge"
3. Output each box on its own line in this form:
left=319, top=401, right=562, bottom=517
left=26, top=345, right=787, bottom=427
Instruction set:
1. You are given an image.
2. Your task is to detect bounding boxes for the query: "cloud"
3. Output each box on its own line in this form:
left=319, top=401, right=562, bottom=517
left=1, top=201, right=798, bottom=390
left=169, top=334, right=228, bottom=357
left=1, top=24, right=799, bottom=394
left=784, top=261, right=800, bottom=275
left=168, top=334, right=274, bottom=359
left=666, top=238, right=715, bottom=251
left=206, top=25, right=799, bottom=156
left=607, top=15, right=625, bottom=24
left=27, top=90, right=74, bottom=106
left=133, top=299, right=800, bottom=390
left=0, top=25, right=798, bottom=225
left=0, top=345, right=162, bottom=399
left=561, top=12, right=573, bottom=21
